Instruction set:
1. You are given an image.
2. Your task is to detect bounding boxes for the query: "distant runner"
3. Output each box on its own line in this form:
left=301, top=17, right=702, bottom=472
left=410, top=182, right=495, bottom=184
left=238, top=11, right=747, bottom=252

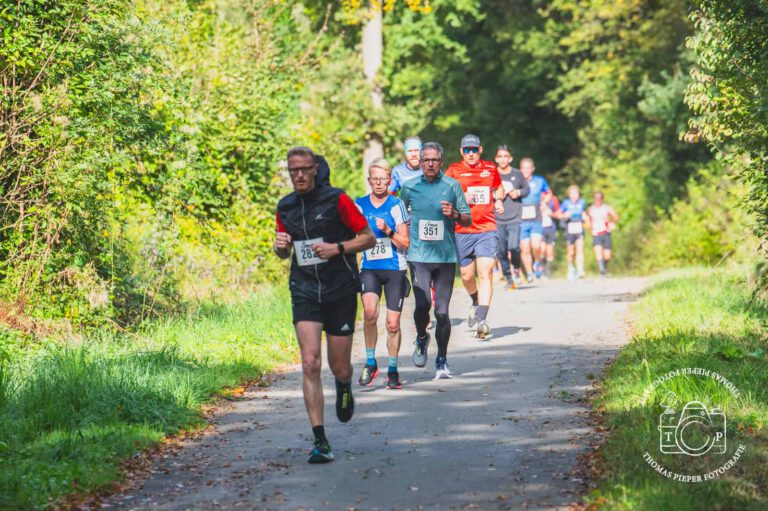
left=274, top=146, right=376, bottom=464
left=446, top=134, right=505, bottom=338
left=355, top=158, right=411, bottom=390
left=519, top=158, right=551, bottom=283
left=555, top=185, right=588, bottom=280
left=494, top=145, right=530, bottom=290
left=400, top=142, right=471, bottom=379
left=389, top=136, right=423, bottom=194
left=587, top=191, right=619, bottom=276
left=539, top=192, right=560, bottom=278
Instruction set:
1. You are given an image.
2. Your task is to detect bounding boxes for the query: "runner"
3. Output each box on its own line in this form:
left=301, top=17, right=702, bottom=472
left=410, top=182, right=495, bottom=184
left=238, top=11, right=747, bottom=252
left=494, top=145, right=530, bottom=290
left=587, top=191, right=619, bottom=276
left=400, top=142, right=471, bottom=379
left=554, top=185, right=588, bottom=280
left=519, top=157, right=551, bottom=283
left=389, top=136, right=423, bottom=194
left=446, top=134, right=505, bottom=339
left=274, top=146, right=376, bottom=464
left=539, top=192, right=560, bottom=278
left=355, top=158, right=411, bottom=390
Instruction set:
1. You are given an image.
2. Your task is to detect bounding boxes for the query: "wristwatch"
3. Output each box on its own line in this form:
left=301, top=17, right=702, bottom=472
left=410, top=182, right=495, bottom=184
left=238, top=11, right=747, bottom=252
left=337, top=242, right=345, bottom=254
left=387, top=228, right=395, bottom=238
left=451, top=208, right=459, bottom=220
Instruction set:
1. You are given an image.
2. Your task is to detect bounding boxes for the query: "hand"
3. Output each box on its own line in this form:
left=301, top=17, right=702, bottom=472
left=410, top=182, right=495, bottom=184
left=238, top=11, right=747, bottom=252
left=375, top=218, right=388, bottom=233
left=441, top=200, right=455, bottom=219
left=508, top=189, right=520, bottom=199
left=274, top=232, right=292, bottom=250
left=494, top=199, right=504, bottom=214
left=311, top=242, right=339, bottom=259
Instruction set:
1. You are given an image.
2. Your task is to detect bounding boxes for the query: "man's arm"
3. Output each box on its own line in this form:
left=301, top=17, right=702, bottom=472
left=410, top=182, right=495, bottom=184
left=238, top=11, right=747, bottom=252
left=452, top=181, right=472, bottom=227
left=312, top=193, right=377, bottom=258
left=518, top=171, right=530, bottom=198
left=273, top=213, right=292, bottom=259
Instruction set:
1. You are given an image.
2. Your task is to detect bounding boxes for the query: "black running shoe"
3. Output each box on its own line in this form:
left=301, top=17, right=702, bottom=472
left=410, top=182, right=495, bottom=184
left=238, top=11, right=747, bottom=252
left=335, top=380, right=355, bottom=423
left=386, top=370, right=403, bottom=389
left=358, top=363, right=379, bottom=387
left=308, top=438, right=334, bottom=463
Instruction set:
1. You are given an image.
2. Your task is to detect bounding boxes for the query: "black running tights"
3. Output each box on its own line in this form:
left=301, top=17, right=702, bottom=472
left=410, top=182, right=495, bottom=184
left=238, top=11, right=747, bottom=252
left=409, top=262, right=455, bottom=359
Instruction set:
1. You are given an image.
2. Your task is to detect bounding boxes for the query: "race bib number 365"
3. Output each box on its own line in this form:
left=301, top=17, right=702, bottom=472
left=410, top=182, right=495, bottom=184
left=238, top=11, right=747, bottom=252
left=294, top=238, right=327, bottom=266
left=365, top=238, right=394, bottom=261
left=419, top=220, right=444, bottom=241
left=467, top=186, right=491, bottom=205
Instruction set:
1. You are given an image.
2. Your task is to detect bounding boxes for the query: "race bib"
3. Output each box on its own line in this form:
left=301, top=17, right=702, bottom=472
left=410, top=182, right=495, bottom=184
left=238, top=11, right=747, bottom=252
left=592, top=221, right=607, bottom=233
left=521, top=205, right=537, bottom=220
left=294, top=238, right=327, bottom=266
left=542, top=216, right=553, bottom=228
left=365, top=238, right=394, bottom=261
left=419, top=219, right=444, bottom=241
left=567, top=222, right=583, bottom=235
left=467, top=186, right=491, bottom=205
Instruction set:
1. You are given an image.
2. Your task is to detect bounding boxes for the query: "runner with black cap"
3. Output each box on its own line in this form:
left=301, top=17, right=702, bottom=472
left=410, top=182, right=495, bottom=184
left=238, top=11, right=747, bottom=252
left=446, top=134, right=505, bottom=339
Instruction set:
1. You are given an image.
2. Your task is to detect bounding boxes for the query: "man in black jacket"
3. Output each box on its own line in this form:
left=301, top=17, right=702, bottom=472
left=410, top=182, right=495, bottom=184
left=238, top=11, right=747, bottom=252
left=274, top=146, right=375, bottom=464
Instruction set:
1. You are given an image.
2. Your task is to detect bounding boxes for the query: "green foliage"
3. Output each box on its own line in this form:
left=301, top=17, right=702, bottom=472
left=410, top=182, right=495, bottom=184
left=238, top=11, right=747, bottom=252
left=0, top=286, right=296, bottom=509
left=638, top=162, right=757, bottom=271
left=686, top=1, right=768, bottom=255
left=588, top=268, right=768, bottom=510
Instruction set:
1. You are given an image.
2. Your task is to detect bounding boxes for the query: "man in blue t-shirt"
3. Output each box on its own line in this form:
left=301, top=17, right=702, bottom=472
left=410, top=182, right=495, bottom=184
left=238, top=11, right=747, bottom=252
left=389, top=136, right=423, bottom=194
left=555, top=185, right=588, bottom=280
left=519, top=157, right=551, bottom=283
left=355, top=158, right=411, bottom=390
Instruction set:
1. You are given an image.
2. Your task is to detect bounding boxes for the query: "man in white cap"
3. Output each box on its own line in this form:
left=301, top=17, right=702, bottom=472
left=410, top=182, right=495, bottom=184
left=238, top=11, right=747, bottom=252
left=389, top=136, right=423, bottom=194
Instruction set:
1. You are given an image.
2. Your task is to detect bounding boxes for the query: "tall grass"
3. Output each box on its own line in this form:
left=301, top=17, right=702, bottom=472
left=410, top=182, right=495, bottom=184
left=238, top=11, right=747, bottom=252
left=586, top=267, right=768, bottom=510
left=0, top=286, right=297, bottom=509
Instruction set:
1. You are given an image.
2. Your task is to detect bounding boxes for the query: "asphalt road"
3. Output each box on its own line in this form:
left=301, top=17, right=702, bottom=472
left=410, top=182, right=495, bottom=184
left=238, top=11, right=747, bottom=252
left=106, top=276, right=645, bottom=511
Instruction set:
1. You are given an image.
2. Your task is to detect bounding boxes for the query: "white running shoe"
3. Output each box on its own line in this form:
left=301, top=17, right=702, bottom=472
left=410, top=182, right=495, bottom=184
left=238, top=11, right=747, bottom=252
left=434, top=361, right=453, bottom=380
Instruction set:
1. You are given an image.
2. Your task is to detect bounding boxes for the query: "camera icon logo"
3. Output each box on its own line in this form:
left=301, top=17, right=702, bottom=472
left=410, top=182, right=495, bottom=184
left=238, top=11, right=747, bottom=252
left=658, top=398, right=727, bottom=456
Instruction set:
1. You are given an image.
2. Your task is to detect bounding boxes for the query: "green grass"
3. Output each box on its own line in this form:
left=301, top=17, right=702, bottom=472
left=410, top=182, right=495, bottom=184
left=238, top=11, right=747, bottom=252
left=0, top=286, right=297, bottom=509
left=586, top=267, right=768, bottom=510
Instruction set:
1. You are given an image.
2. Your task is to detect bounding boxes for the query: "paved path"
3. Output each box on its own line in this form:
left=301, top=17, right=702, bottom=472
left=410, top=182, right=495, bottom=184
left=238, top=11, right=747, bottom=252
left=107, top=276, right=645, bottom=511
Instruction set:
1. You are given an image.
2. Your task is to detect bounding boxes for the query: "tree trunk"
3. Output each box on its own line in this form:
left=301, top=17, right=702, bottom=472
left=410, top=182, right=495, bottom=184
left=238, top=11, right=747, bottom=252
left=362, top=2, right=383, bottom=191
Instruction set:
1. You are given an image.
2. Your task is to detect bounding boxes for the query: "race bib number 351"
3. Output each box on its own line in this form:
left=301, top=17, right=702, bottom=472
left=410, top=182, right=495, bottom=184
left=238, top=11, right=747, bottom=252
left=294, top=238, right=327, bottom=266
left=365, top=238, right=394, bottom=261
left=419, top=219, right=445, bottom=241
left=467, top=186, right=491, bottom=205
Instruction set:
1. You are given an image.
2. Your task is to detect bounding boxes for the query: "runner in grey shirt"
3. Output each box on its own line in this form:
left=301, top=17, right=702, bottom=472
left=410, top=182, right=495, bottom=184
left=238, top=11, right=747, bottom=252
left=494, top=145, right=530, bottom=289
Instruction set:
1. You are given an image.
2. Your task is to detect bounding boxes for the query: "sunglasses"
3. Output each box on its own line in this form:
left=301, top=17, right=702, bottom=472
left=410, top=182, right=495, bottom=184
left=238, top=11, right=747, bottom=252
left=462, top=147, right=480, bottom=155
left=288, top=166, right=315, bottom=176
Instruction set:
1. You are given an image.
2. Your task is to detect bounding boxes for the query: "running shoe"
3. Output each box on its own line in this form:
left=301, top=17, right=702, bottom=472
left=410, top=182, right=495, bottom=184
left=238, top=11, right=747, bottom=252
left=358, top=362, right=379, bottom=387
left=533, top=261, right=542, bottom=279
left=467, top=305, right=479, bottom=329
left=335, top=380, right=355, bottom=423
left=475, top=320, right=491, bottom=339
left=514, top=270, right=523, bottom=287
left=526, top=274, right=534, bottom=284
left=567, top=266, right=577, bottom=281
left=578, top=270, right=585, bottom=279
left=434, top=358, right=453, bottom=380
left=308, top=438, right=334, bottom=464
left=412, top=332, right=430, bottom=367
left=386, top=370, right=403, bottom=390
left=505, top=278, right=516, bottom=290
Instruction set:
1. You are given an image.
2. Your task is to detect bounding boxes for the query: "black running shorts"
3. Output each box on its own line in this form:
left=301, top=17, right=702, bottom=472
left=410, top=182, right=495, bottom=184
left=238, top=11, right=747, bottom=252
left=291, top=293, right=357, bottom=336
left=360, top=269, right=410, bottom=312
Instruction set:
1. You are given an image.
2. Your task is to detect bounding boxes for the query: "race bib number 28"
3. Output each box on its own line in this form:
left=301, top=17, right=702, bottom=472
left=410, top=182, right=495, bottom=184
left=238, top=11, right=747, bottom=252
left=419, top=220, right=444, bottom=241
left=294, top=238, right=327, bottom=266
left=521, top=205, right=537, bottom=220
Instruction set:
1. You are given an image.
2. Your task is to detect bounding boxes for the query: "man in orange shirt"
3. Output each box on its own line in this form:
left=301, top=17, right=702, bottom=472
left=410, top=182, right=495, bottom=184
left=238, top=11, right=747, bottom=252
left=445, top=134, right=505, bottom=339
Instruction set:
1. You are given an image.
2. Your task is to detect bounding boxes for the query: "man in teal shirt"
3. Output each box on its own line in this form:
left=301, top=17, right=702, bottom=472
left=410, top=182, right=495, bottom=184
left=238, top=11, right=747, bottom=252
left=400, top=142, right=471, bottom=380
